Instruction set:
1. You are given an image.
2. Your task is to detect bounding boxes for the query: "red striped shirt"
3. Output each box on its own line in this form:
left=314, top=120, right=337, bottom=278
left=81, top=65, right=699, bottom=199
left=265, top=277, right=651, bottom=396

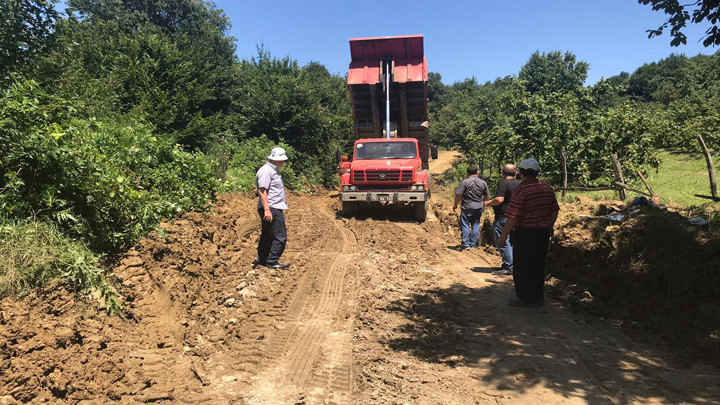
left=505, top=179, right=559, bottom=228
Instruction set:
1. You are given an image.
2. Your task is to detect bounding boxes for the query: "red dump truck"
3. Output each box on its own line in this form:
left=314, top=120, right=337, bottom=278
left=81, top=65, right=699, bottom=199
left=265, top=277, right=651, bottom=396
left=337, top=35, right=437, bottom=222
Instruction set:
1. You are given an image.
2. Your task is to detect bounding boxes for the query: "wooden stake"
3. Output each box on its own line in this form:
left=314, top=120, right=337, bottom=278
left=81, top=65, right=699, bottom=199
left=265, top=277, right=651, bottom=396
left=561, top=149, right=568, bottom=197
left=637, top=170, right=655, bottom=197
left=555, top=186, right=617, bottom=192
left=697, top=134, right=718, bottom=198
left=613, top=182, right=654, bottom=198
left=610, top=154, right=626, bottom=200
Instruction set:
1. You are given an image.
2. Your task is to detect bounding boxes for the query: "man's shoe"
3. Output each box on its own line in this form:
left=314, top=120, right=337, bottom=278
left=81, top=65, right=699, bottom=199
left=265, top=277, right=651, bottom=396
left=508, top=298, right=544, bottom=308
left=265, top=263, right=290, bottom=270
left=252, top=260, right=266, bottom=269
left=492, top=268, right=513, bottom=276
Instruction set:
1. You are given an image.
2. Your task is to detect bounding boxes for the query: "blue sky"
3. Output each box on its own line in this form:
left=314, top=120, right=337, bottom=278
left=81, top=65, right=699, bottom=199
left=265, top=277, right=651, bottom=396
left=216, top=0, right=716, bottom=85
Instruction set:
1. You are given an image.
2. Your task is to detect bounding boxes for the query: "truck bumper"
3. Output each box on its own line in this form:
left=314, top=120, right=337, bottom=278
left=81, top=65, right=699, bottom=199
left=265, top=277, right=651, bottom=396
left=339, top=191, right=428, bottom=203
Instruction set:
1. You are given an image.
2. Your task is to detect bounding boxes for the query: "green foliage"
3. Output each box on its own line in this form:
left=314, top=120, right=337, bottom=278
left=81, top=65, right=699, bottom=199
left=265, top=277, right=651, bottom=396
left=0, top=218, right=119, bottom=314
left=427, top=72, right=448, bottom=112
left=0, top=78, right=219, bottom=251
left=215, top=135, right=308, bottom=193
left=435, top=51, right=663, bottom=187
left=519, top=51, right=589, bottom=94
left=232, top=48, right=353, bottom=186
left=39, top=0, right=239, bottom=147
left=0, top=0, right=58, bottom=76
left=639, top=0, right=720, bottom=47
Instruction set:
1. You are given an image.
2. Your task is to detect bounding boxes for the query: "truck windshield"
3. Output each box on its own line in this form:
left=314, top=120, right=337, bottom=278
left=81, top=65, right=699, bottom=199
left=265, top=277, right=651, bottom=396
left=354, top=142, right=417, bottom=160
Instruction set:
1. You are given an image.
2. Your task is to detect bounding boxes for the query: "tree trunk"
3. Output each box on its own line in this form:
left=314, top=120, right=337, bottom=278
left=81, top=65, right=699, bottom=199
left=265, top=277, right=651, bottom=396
left=697, top=134, right=718, bottom=198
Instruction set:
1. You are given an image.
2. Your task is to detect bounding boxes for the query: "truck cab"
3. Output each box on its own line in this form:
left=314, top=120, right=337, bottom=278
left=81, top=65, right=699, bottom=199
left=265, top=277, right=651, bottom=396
left=339, top=138, right=430, bottom=221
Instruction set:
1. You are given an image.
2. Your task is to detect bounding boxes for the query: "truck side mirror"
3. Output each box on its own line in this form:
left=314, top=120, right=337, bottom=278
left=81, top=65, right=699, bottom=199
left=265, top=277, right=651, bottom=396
left=431, top=144, right=439, bottom=160
left=335, top=149, right=342, bottom=164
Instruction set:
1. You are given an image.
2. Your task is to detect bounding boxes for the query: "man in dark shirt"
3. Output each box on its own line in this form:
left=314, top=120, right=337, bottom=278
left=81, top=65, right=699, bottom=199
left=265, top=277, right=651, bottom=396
left=497, top=159, right=559, bottom=307
left=484, top=164, right=521, bottom=275
left=453, top=164, right=489, bottom=249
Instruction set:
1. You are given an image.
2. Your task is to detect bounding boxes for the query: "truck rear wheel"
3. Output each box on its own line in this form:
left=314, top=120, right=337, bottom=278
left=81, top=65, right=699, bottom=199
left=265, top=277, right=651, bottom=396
left=341, top=201, right=356, bottom=218
left=431, top=144, right=439, bottom=160
left=413, top=201, right=428, bottom=222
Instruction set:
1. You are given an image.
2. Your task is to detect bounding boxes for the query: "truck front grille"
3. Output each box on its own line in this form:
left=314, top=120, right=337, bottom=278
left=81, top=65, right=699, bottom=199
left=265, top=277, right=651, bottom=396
left=352, top=170, right=413, bottom=182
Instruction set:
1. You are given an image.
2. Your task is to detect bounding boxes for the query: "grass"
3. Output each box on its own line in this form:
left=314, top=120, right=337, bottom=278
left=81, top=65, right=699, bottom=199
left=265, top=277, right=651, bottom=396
left=647, top=150, right=714, bottom=207
left=559, top=150, right=716, bottom=208
left=0, top=219, right=119, bottom=313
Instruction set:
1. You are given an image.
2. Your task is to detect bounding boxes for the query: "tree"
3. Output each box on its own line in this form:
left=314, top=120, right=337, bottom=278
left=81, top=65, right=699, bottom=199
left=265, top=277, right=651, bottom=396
left=0, top=0, right=58, bottom=75
left=639, top=0, right=720, bottom=47
left=427, top=72, right=448, bottom=112
left=232, top=48, right=353, bottom=185
left=40, top=0, right=239, bottom=148
left=518, top=51, right=589, bottom=94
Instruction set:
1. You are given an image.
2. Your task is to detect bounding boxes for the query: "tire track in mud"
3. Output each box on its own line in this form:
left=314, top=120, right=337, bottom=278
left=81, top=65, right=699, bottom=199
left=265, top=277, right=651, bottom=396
left=242, top=200, right=356, bottom=404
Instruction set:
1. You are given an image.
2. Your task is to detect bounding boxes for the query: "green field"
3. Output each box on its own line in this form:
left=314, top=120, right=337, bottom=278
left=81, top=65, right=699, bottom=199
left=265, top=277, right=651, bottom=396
left=559, top=151, right=715, bottom=208
left=647, top=151, right=715, bottom=207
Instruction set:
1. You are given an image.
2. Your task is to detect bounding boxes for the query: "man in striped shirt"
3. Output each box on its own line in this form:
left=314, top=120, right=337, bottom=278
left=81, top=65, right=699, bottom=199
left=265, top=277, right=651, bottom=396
left=497, top=158, right=559, bottom=307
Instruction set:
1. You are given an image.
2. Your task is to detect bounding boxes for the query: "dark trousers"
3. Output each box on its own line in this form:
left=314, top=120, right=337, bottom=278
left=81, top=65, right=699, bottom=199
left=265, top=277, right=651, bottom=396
left=511, top=227, right=550, bottom=303
left=257, top=207, right=287, bottom=265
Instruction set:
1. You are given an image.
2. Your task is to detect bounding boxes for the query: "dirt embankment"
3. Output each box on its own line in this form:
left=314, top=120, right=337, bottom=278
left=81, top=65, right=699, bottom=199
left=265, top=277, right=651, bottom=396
left=0, top=193, right=316, bottom=403
left=548, top=195, right=720, bottom=360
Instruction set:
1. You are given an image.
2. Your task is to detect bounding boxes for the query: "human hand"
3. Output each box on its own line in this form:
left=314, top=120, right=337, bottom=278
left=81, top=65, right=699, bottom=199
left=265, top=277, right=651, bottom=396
left=263, top=209, right=273, bottom=222
left=497, top=236, right=507, bottom=247
left=453, top=204, right=458, bottom=211
left=483, top=200, right=491, bottom=207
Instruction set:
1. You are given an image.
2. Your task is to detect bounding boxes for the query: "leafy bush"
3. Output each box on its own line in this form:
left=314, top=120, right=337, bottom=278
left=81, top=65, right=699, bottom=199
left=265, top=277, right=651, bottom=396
left=0, top=78, right=219, bottom=250
left=0, top=218, right=119, bottom=313
left=213, top=135, right=310, bottom=193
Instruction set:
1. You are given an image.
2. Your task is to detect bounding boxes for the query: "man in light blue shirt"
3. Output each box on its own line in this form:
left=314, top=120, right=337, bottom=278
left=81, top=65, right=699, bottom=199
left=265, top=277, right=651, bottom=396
left=254, top=147, right=290, bottom=270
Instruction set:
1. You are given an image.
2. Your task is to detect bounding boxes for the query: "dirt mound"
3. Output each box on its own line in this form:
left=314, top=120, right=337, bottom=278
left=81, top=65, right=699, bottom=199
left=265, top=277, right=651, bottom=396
left=0, top=193, right=294, bottom=403
left=548, top=198, right=720, bottom=360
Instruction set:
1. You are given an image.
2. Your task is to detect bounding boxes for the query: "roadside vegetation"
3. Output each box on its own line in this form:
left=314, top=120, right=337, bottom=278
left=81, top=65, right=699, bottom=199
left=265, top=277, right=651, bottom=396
left=1, top=0, right=352, bottom=307
left=430, top=50, right=719, bottom=216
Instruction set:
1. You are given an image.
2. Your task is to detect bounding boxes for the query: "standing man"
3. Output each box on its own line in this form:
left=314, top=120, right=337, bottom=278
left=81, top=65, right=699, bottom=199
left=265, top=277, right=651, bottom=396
left=497, top=159, right=559, bottom=307
left=255, top=147, right=290, bottom=270
left=484, top=164, right=521, bottom=275
left=453, top=164, right=489, bottom=250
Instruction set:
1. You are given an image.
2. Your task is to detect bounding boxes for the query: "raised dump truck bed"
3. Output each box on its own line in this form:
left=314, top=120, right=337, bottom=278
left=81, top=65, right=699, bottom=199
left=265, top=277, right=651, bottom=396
left=347, top=35, right=430, bottom=169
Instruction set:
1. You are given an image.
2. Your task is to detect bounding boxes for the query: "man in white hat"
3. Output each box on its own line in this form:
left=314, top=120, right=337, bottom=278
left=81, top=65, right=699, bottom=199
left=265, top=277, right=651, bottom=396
left=497, top=158, right=559, bottom=307
left=254, top=147, right=290, bottom=270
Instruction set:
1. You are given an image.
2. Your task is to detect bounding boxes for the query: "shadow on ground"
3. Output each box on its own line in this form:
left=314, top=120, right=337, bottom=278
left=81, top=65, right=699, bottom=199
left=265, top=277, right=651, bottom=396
left=382, top=282, right=719, bottom=404
left=345, top=204, right=419, bottom=223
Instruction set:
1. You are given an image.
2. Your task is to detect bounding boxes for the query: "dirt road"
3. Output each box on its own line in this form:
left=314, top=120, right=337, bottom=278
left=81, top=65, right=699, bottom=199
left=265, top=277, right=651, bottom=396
left=1, top=151, right=718, bottom=404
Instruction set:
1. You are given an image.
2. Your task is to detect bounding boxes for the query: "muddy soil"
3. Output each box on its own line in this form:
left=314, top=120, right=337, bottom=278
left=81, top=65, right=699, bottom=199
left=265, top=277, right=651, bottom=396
left=1, top=152, right=719, bottom=404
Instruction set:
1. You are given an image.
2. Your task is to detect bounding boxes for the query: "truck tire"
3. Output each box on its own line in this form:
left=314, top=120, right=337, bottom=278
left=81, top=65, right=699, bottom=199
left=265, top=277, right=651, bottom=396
left=341, top=201, right=356, bottom=218
left=413, top=201, right=428, bottom=222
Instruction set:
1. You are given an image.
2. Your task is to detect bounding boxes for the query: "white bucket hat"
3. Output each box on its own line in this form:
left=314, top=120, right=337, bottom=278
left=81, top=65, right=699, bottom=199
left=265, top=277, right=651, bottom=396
left=518, top=158, right=540, bottom=171
left=268, top=147, right=288, bottom=161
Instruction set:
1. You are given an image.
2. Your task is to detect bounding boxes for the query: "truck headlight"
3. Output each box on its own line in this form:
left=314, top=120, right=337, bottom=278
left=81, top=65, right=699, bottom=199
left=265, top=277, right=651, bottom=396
left=417, top=185, right=425, bottom=191
left=343, top=185, right=350, bottom=191
left=350, top=185, right=357, bottom=191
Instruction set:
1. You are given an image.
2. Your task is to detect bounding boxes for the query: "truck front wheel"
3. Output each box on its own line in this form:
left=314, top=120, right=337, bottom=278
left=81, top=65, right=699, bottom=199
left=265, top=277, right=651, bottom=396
left=412, top=201, right=428, bottom=222
left=341, top=201, right=356, bottom=218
